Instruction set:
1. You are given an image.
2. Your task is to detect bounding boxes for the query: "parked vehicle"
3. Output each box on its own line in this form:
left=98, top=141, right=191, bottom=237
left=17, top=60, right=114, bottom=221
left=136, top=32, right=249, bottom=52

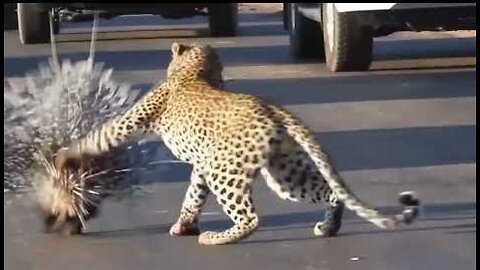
left=4, top=3, right=238, bottom=44
left=284, top=3, right=476, bottom=72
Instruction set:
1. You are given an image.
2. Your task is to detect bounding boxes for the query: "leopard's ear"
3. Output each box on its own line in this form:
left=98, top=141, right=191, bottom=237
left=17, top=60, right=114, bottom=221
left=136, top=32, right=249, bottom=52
left=171, top=42, right=186, bottom=57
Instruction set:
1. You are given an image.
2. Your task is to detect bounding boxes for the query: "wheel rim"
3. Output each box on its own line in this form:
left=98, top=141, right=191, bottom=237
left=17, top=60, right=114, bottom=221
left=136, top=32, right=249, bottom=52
left=290, top=4, right=296, bottom=31
left=325, top=3, right=335, bottom=51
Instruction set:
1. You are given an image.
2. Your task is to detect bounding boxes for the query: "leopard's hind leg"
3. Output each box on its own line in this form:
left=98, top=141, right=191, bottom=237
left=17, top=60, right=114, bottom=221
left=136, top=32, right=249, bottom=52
left=197, top=141, right=267, bottom=245
left=198, top=170, right=260, bottom=245
left=261, top=137, right=344, bottom=237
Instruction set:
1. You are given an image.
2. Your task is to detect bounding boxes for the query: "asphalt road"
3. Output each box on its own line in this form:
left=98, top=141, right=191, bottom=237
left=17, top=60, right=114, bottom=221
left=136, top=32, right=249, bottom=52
left=4, top=6, right=476, bottom=270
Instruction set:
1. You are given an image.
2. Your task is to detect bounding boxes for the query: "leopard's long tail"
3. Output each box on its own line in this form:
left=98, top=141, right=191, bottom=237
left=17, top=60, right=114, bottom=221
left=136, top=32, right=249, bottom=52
left=270, top=105, right=420, bottom=229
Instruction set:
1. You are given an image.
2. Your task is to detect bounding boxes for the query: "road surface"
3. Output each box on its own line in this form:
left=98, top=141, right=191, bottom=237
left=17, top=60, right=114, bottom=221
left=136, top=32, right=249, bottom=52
left=4, top=5, right=476, bottom=270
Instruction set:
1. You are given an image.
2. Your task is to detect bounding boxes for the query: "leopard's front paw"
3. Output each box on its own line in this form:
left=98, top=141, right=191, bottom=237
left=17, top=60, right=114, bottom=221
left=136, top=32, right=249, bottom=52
left=198, top=231, right=239, bottom=245
left=169, top=222, right=200, bottom=236
left=198, top=231, right=219, bottom=245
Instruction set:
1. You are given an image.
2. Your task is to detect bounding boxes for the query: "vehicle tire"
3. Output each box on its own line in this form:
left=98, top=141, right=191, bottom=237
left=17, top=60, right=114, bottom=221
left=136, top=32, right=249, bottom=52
left=322, top=3, right=373, bottom=72
left=208, top=4, right=238, bottom=37
left=283, top=3, right=290, bottom=30
left=288, top=3, right=325, bottom=59
left=17, top=3, right=56, bottom=44
left=4, top=3, right=18, bottom=30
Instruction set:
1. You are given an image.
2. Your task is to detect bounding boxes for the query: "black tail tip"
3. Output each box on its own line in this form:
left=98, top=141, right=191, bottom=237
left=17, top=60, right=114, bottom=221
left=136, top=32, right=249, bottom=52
left=398, top=191, right=420, bottom=207
left=398, top=191, right=421, bottom=224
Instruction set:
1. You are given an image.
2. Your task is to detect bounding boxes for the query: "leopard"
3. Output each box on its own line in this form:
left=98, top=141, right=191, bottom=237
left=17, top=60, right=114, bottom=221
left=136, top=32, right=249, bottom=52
left=55, top=42, right=421, bottom=245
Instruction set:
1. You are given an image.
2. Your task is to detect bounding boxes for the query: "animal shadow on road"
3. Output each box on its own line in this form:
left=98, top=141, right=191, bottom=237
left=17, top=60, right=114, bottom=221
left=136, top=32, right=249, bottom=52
left=85, top=201, right=475, bottom=244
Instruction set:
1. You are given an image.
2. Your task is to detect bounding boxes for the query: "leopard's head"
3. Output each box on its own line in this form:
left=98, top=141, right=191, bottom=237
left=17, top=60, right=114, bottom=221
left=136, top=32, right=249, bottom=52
left=167, top=42, right=224, bottom=89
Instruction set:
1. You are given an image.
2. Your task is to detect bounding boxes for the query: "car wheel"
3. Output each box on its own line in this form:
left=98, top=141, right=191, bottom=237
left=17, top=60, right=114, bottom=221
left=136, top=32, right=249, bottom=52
left=4, top=4, right=18, bottom=30
left=288, top=3, right=325, bottom=59
left=17, top=3, right=58, bottom=44
left=283, top=3, right=290, bottom=30
left=208, top=4, right=238, bottom=37
left=322, top=3, right=373, bottom=72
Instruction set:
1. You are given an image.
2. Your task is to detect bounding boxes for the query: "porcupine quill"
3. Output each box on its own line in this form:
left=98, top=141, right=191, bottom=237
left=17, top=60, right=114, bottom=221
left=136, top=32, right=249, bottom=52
left=4, top=11, right=188, bottom=234
left=4, top=12, right=141, bottom=234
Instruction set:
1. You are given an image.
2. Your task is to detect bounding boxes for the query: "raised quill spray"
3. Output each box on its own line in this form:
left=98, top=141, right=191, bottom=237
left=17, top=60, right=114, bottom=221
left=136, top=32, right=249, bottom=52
left=4, top=12, right=184, bottom=234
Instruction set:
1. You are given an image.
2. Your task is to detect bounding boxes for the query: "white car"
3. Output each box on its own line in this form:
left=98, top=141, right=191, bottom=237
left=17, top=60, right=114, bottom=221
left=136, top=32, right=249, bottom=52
left=284, top=3, right=476, bottom=72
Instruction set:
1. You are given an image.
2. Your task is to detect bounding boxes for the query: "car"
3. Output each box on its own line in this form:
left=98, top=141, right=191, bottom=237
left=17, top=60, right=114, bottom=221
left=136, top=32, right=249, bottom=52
left=284, top=3, right=476, bottom=72
left=4, top=3, right=238, bottom=44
